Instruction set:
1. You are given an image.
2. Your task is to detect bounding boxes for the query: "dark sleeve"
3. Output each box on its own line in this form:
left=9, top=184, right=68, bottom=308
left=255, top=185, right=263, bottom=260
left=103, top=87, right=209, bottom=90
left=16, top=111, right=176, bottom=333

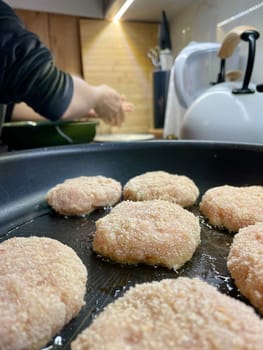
left=0, top=1, right=73, bottom=121
left=5, top=103, right=14, bottom=122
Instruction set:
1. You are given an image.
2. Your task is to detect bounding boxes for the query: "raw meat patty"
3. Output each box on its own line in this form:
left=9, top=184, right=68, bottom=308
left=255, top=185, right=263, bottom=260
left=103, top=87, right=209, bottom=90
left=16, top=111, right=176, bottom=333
left=123, top=171, right=199, bottom=207
left=227, top=222, right=263, bottom=314
left=199, top=185, right=263, bottom=232
left=0, top=236, right=87, bottom=350
left=71, top=277, right=263, bottom=350
left=93, top=199, right=200, bottom=270
left=46, top=175, right=122, bottom=216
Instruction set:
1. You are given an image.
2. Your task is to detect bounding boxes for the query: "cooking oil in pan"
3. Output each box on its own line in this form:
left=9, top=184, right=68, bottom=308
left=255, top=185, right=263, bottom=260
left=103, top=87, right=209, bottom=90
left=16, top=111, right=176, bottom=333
left=40, top=336, right=63, bottom=350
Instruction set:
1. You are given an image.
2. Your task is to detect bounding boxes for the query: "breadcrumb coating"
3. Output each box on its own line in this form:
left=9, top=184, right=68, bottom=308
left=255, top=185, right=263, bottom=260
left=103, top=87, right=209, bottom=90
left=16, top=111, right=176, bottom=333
left=0, top=236, right=87, bottom=350
left=227, top=222, right=263, bottom=314
left=123, top=171, right=199, bottom=207
left=71, top=277, right=263, bottom=350
left=199, top=185, right=263, bottom=232
left=93, top=200, right=200, bottom=270
left=46, top=175, right=122, bottom=216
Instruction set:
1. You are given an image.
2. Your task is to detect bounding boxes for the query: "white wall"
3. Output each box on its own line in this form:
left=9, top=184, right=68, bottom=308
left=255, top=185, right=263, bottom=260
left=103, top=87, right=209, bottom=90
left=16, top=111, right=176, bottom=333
left=217, top=2, right=263, bottom=83
left=169, top=0, right=263, bottom=85
left=170, top=0, right=261, bottom=55
left=4, top=0, right=104, bottom=18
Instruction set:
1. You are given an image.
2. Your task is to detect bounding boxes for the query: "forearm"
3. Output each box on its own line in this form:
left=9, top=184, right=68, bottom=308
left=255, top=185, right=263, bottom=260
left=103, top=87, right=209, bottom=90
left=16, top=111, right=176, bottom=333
left=61, top=75, right=126, bottom=126
left=10, top=75, right=132, bottom=124
left=12, top=103, right=46, bottom=121
left=61, top=76, right=100, bottom=120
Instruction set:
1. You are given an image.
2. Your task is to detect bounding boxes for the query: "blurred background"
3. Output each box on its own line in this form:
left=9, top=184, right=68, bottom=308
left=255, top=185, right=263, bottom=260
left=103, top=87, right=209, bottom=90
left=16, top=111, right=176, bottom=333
left=4, top=0, right=263, bottom=139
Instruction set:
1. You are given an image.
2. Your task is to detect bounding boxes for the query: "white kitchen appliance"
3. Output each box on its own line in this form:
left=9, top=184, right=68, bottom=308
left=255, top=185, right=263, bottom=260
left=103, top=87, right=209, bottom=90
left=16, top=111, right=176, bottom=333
left=164, top=40, right=243, bottom=138
left=180, top=25, right=263, bottom=143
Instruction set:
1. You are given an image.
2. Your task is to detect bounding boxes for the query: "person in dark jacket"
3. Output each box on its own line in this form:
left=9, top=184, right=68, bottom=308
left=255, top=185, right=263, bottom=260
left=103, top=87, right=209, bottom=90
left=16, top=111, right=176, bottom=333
left=0, top=0, right=132, bottom=125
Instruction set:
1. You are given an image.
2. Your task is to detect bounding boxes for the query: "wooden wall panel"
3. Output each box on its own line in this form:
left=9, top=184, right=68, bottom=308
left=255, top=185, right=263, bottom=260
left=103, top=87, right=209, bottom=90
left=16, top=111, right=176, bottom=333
left=48, top=14, right=83, bottom=75
left=15, top=9, right=50, bottom=48
left=14, top=10, right=82, bottom=76
left=80, top=19, right=158, bottom=133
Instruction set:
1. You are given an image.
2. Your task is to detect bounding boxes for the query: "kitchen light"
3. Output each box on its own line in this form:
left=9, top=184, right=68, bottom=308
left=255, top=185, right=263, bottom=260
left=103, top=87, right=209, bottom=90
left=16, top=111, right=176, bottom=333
left=113, top=0, right=135, bottom=22
left=217, top=2, right=263, bottom=27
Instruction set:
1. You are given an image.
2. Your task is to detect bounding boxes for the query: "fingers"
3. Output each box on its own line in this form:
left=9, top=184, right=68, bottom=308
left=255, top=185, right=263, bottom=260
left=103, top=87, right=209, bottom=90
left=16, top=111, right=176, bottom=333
left=122, top=101, right=134, bottom=113
left=104, top=107, right=124, bottom=127
left=88, top=108, right=98, bottom=117
left=94, top=85, right=133, bottom=126
left=106, top=103, right=132, bottom=127
left=116, top=106, right=125, bottom=126
left=120, top=94, right=134, bottom=112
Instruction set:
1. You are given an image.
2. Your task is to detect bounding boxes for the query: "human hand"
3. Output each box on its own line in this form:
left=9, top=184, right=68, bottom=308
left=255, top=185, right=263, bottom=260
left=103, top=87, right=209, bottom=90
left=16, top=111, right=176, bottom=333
left=94, top=85, right=133, bottom=126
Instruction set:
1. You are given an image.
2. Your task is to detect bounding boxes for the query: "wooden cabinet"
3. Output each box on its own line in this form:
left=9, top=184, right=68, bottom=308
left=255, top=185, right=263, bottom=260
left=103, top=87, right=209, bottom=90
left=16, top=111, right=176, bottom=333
left=15, top=9, right=82, bottom=76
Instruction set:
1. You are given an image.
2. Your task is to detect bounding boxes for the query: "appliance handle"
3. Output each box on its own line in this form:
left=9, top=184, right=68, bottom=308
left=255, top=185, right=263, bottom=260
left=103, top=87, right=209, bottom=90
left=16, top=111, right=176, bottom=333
left=217, top=25, right=260, bottom=94
left=218, top=25, right=258, bottom=59
left=232, top=29, right=260, bottom=94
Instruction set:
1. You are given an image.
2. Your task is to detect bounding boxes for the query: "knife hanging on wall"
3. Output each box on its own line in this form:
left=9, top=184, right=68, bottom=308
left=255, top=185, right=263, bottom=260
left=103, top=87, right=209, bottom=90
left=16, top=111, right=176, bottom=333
left=158, top=10, right=173, bottom=71
left=158, top=10, right=171, bottom=50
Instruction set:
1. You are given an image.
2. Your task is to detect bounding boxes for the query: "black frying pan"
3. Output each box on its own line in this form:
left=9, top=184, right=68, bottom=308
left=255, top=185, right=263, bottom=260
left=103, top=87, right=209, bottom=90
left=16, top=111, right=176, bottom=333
left=0, top=141, right=262, bottom=349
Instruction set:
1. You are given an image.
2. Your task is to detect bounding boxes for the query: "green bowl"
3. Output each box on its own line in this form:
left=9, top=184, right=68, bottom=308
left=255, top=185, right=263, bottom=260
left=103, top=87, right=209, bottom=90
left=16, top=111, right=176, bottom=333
left=1, top=120, right=99, bottom=150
